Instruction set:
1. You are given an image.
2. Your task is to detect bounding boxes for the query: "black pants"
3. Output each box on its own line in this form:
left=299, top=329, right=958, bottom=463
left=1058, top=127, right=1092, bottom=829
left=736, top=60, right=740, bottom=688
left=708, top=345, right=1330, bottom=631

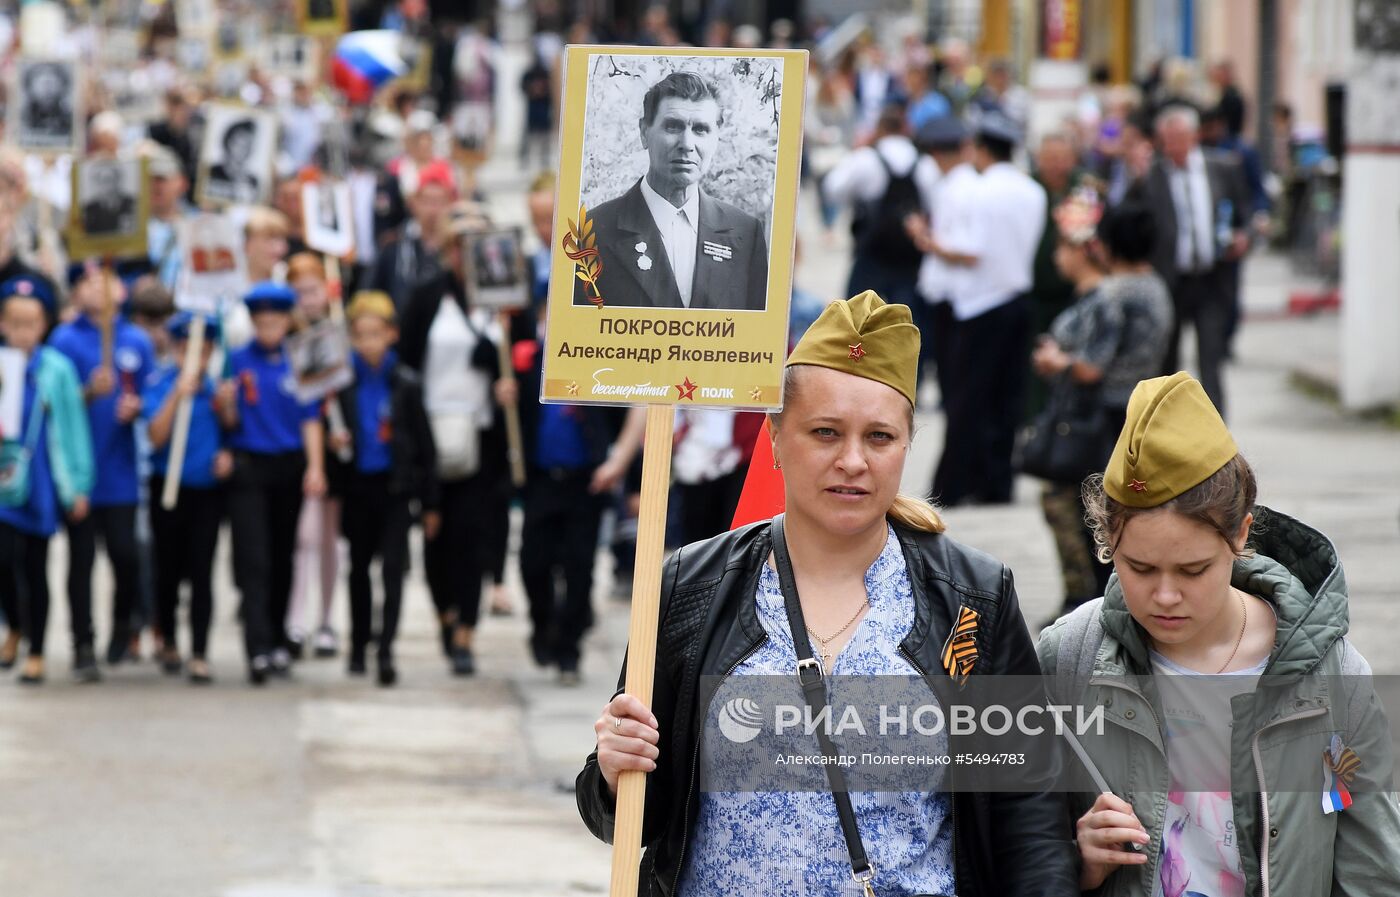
left=919, top=300, right=956, bottom=405
left=482, top=479, right=511, bottom=587
left=933, top=296, right=1031, bottom=507
left=520, top=470, right=607, bottom=669
left=65, top=503, right=141, bottom=652
left=150, top=478, right=223, bottom=658
left=227, top=452, right=304, bottom=661
left=0, top=523, right=50, bottom=656
left=424, top=473, right=491, bottom=629
left=340, top=473, right=411, bottom=658
left=1165, top=270, right=1231, bottom=419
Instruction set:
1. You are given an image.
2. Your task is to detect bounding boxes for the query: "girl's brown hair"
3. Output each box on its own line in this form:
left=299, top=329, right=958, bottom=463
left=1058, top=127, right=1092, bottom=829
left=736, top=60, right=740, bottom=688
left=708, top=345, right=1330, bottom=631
left=1083, top=452, right=1258, bottom=562
left=769, top=365, right=946, bottom=535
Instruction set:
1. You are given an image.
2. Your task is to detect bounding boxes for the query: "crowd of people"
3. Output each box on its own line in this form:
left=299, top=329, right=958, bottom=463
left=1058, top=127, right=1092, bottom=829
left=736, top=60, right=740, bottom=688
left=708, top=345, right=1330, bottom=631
left=0, top=3, right=1306, bottom=697
left=808, top=35, right=1282, bottom=620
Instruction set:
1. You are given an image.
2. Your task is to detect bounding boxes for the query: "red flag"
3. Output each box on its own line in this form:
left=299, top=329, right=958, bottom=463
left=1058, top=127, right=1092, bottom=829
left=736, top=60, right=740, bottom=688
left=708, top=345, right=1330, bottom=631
left=730, top=419, right=785, bottom=529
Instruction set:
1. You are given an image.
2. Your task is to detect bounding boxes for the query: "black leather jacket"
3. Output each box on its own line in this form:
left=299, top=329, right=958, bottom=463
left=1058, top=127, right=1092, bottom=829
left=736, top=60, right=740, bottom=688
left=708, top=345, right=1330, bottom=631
left=576, top=519, right=1078, bottom=897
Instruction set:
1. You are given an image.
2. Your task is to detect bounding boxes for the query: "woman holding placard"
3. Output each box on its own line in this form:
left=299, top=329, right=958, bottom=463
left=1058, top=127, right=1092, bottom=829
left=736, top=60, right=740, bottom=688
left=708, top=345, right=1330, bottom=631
left=397, top=209, right=511, bottom=677
left=577, top=291, right=1077, bottom=896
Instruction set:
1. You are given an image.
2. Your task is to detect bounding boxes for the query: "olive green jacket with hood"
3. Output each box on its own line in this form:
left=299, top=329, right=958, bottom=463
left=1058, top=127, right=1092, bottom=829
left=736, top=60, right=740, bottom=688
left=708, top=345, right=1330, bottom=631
left=1037, top=506, right=1400, bottom=897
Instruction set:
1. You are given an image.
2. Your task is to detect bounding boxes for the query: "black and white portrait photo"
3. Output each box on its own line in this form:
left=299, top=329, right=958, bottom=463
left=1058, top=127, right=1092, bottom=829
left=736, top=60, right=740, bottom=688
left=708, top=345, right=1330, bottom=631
left=572, top=55, right=784, bottom=311
left=302, top=180, right=355, bottom=258
left=198, top=104, right=277, bottom=207
left=262, top=35, right=320, bottom=83
left=80, top=160, right=139, bottom=237
left=286, top=320, right=354, bottom=403
left=67, top=157, right=150, bottom=258
left=464, top=227, right=528, bottom=310
left=10, top=58, right=82, bottom=154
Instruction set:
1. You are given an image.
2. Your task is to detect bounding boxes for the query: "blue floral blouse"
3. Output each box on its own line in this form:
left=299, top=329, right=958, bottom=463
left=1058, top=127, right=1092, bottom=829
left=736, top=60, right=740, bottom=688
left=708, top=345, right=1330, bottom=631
left=677, top=525, right=956, bottom=896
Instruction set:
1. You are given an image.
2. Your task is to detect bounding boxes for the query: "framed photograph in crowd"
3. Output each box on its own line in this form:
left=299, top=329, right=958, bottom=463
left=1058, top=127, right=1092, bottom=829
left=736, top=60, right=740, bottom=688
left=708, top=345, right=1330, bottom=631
left=285, top=319, right=354, bottom=403
left=540, top=46, right=807, bottom=410
left=177, top=212, right=246, bottom=316
left=196, top=103, right=278, bottom=207
left=0, top=347, right=24, bottom=441
left=302, top=180, right=355, bottom=258
left=462, top=226, right=529, bottom=311
left=262, top=34, right=321, bottom=83
left=298, top=0, right=349, bottom=38
left=214, top=18, right=245, bottom=62
left=176, top=0, right=217, bottom=36
left=8, top=57, right=83, bottom=156
left=100, top=28, right=142, bottom=67
left=66, top=156, right=150, bottom=259
left=176, top=36, right=213, bottom=72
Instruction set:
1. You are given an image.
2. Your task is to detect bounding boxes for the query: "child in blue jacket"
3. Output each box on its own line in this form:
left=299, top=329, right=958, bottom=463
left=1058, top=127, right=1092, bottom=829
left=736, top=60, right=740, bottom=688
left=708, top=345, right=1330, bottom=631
left=0, top=276, right=95, bottom=685
left=143, top=312, right=238, bottom=684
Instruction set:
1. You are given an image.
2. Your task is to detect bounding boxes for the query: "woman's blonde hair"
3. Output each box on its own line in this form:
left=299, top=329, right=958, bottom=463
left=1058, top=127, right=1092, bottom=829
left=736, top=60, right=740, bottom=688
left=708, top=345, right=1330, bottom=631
left=244, top=206, right=290, bottom=240
left=770, top=365, right=945, bottom=535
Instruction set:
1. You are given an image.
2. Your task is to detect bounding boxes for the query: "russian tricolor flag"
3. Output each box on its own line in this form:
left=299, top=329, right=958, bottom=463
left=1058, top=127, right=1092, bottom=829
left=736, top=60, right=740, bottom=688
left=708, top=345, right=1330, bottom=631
left=1322, top=762, right=1353, bottom=814
left=332, top=31, right=408, bottom=105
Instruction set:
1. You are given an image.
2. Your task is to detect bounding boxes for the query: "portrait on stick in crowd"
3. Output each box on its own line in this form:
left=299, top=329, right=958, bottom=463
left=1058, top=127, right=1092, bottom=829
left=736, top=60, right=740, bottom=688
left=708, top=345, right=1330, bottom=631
left=298, top=0, right=349, bottom=38
left=9, top=57, right=83, bottom=155
left=66, top=157, right=151, bottom=260
left=462, top=227, right=529, bottom=311
left=285, top=319, right=354, bottom=403
left=197, top=104, right=278, bottom=207
left=543, top=46, right=806, bottom=410
left=302, top=180, right=355, bottom=259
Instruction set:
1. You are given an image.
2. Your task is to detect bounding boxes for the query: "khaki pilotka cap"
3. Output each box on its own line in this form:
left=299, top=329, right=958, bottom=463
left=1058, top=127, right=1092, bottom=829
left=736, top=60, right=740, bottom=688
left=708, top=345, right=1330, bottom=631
left=1104, top=371, right=1238, bottom=508
left=785, top=290, right=921, bottom=406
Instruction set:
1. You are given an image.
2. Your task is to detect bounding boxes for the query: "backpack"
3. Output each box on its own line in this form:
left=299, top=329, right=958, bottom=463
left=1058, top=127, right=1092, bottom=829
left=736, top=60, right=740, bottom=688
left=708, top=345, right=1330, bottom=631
left=850, top=149, right=925, bottom=269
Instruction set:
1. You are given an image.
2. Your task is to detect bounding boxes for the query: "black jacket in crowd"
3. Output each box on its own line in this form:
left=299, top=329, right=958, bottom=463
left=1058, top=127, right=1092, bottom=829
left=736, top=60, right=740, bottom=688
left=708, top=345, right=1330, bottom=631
left=325, top=361, right=441, bottom=511
left=576, top=520, right=1079, bottom=897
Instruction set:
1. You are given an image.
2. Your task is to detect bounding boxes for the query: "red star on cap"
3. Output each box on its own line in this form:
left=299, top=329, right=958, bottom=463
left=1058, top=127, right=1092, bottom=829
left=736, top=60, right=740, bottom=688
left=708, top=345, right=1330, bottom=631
left=1129, top=479, right=1148, bottom=493
left=675, top=377, right=698, bottom=401
left=848, top=342, right=866, bottom=361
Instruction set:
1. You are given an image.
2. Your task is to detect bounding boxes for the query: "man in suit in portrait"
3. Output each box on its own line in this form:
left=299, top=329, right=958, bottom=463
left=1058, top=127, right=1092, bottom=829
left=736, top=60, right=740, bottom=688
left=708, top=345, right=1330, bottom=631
left=1130, top=104, right=1251, bottom=418
left=82, top=163, right=136, bottom=236
left=573, top=71, right=769, bottom=311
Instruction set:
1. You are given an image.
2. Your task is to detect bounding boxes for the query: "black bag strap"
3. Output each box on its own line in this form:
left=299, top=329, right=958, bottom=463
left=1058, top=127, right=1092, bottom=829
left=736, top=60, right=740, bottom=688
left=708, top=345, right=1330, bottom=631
left=770, top=515, right=877, bottom=896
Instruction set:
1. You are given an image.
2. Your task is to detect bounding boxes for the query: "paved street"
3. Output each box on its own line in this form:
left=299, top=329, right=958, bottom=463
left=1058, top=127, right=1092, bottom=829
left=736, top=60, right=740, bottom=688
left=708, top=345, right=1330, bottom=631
left=4, top=154, right=1399, bottom=897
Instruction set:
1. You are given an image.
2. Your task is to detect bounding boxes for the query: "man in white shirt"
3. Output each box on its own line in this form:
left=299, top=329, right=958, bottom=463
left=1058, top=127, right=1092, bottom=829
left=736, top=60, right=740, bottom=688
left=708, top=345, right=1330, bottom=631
left=1131, top=105, right=1250, bottom=416
left=822, top=102, right=940, bottom=311
left=906, top=115, right=977, bottom=402
left=923, top=111, right=1046, bottom=507
left=574, top=72, right=768, bottom=311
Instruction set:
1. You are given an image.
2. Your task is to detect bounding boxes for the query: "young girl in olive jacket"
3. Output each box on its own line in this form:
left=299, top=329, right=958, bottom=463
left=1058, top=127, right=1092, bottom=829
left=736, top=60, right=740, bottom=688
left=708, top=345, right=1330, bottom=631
left=1038, top=372, right=1400, bottom=897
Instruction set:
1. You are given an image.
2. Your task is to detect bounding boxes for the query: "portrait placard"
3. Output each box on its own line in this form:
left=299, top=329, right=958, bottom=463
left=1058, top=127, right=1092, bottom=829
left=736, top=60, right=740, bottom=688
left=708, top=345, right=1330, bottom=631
left=298, top=0, right=348, bottom=38
left=196, top=103, right=278, bottom=208
left=302, top=181, right=355, bottom=258
left=66, top=156, right=151, bottom=259
left=262, top=34, right=321, bottom=83
left=8, top=57, right=83, bottom=156
left=542, top=46, right=806, bottom=410
left=285, top=320, right=354, bottom=403
left=463, top=227, right=529, bottom=311
left=176, top=0, right=217, bottom=37
left=0, top=348, right=25, bottom=441
left=177, top=213, right=246, bottom=316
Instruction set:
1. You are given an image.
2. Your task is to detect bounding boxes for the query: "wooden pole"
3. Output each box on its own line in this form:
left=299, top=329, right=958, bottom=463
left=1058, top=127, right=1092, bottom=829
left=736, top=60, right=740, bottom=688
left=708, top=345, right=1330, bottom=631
left=609, top=404, right=674, bottom=897
left=495, top=310, right=526, bottom=488
left=160, top=315, right=207, bottom=510
left=321, top=253, right=352, bottom=462
left=99, top=258, right=115, bottom=372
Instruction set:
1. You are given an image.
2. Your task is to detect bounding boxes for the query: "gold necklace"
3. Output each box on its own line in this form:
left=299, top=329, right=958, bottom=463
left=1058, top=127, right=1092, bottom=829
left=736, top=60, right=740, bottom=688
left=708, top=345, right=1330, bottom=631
left=1215, top=590, right=1248, bottom=674
left=806, top=598, right=870, bottom=673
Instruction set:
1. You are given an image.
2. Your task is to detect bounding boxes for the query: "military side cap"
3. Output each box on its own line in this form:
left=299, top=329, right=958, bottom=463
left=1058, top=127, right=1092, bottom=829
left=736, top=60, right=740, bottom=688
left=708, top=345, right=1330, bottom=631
left=1, top=275, right=56, bottom=313
left=167, top=310, right=221, bottom=342
left=1104, top=371, right=1238, bottom=508
left=244, top=281, right=296, bottom=313
left=915, top=115, right=967, bottom=151
left=785, top=290, right=921, bottom=406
